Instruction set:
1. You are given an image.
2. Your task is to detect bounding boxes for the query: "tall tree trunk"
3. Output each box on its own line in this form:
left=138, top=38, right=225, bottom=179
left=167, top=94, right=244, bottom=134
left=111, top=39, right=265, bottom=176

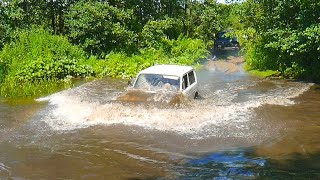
left=57, top=0, right=64, bottom=34
left=50, top=0, right=56, bottom=34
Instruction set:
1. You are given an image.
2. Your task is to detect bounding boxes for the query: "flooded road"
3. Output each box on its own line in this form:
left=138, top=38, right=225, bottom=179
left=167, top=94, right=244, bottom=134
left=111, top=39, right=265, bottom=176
left=0, top=51, right=319, bottom=179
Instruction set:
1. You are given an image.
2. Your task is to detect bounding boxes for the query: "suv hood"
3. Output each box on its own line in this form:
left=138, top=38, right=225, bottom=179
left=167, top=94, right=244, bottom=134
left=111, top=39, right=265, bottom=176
left=116, top=89, right=184, bottom=107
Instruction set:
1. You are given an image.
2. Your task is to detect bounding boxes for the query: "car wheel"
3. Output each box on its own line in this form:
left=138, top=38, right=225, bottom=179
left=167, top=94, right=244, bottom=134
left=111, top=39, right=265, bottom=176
left=194, top=92, right=204, bottom=100
left=194, top=92, right=199, bottom=99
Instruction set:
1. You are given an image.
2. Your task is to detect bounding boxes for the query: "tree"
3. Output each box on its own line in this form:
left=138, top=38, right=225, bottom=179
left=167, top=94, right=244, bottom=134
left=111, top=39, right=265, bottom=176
left=65, top=0, right=137, bottom=56
left=180, top=0, right=225, bottom=41
left=236, top=0, right=320, bottom=81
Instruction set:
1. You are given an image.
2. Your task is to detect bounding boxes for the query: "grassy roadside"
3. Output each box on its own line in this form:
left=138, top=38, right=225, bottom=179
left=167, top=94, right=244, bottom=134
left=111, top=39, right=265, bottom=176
left=247, top=69, right=280, bottom=78
left=211, top=49, right=281, bottom=79
left=0, top=29, right=209, bottom=98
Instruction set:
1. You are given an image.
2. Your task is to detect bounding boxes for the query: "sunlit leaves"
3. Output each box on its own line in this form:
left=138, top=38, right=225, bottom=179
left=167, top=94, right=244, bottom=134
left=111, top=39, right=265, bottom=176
left=238, top=0, right=320, bottom=81
left=65, top=1, right=136, bottom=56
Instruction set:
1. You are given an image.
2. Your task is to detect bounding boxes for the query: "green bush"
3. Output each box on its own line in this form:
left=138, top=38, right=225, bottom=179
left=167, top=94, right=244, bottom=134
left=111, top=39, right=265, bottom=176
left=15, top=57, right=94, bottom=82
left=141, top=17, right=182, bottom=50
left=0, top=28, right=87, bottom=81
left=237, top=0, right=320, bottom=82
left=65, top=0, right=136, bottom=56
left=79, top=56, right=109, bottom=78
left=105, top=50, right=168, bottom=79
left=170, top=37, right=209, bottom=65
left=244, top=24, right=320, bottom=81
left=0, top=27, right=97, bottom=97
left=0, top=78, right=73, bottom=98
left=0, top=25, right=210, bottom=97
left=105, top=37, right=209, bottom=78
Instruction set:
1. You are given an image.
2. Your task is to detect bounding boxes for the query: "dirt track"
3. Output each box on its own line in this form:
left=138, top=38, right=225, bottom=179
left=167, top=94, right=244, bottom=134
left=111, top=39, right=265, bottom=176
left=207, top=49, right=244, bottom=73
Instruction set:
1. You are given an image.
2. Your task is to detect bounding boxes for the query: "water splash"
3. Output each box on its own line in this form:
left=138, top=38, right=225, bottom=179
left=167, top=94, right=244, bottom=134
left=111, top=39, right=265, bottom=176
left=0, top=162, right=10, bottom=177
left=36, top=78, right=312, bottom=140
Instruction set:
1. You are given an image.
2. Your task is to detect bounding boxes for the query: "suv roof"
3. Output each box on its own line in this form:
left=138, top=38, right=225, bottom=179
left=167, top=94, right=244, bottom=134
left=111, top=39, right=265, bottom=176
left=139, top=65, right=193, bottom=77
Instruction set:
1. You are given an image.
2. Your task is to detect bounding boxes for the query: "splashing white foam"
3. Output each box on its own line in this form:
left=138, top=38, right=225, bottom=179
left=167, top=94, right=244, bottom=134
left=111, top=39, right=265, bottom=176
left=0, top=163, right=10, bottom=173
left=36, top=80, right=312, bottom=138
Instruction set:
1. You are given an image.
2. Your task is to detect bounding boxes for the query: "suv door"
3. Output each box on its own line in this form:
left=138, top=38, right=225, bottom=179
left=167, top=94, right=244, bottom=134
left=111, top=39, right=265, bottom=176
left=182, top=71, right=198, bottom=98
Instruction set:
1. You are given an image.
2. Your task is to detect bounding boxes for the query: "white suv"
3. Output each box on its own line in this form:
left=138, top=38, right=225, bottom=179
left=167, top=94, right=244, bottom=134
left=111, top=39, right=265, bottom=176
left=117, top=65, right=199, bottom=106
left=117, top=65, right=198, bottom=107
left=132, top=64, right=199, bottom=98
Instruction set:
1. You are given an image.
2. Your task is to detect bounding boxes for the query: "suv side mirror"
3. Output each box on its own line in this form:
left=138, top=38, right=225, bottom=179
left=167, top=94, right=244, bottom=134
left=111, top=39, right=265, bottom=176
left=128, top=77, right=136, bottom=87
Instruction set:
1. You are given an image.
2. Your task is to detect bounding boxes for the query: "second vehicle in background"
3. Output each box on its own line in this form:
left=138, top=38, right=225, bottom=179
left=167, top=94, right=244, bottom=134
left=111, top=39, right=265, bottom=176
left=214, top=31, right=239, bottom=49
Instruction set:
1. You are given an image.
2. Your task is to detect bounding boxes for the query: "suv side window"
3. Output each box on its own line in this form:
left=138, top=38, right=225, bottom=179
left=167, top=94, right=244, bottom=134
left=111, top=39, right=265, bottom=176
left=182, top=74, right=188, bottom=90
left=188, top=71, right=195, bottom=85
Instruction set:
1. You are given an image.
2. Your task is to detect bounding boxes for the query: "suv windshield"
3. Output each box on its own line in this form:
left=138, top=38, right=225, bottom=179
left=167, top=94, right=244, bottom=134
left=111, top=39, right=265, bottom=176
left=134, top=74, right=180, bottom=92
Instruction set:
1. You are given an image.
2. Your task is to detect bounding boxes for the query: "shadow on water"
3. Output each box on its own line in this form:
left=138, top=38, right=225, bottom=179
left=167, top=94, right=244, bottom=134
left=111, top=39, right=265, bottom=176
left=179, top=149, right=320, bottom=179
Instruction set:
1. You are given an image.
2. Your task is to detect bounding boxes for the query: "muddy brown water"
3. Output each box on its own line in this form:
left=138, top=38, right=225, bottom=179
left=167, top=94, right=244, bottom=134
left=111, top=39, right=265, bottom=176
left=0, top=51, right=319, bottom=179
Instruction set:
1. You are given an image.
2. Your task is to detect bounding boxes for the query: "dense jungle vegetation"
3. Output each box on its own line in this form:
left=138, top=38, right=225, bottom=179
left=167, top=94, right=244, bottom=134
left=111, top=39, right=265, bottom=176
left=0, top=0, right=319, bottom=97
left=231, top=0, right=320, bottom=81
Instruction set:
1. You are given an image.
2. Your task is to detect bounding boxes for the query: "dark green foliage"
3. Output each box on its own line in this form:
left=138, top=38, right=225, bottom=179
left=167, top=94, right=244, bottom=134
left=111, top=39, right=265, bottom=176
left=0, top=0, right=62, bottom=48
left=63, top=0, right=225, bottom=56
left=0, top=0, right=47, bottom=29
left=170, top=37, right=209, bottom=64
left=0, top=25, right=209, bottom=97
left=106, top=37, right=209, bottom=78
left=0, top=28, right=95, bottom=97
left=65, top=1, right=137, bottom=56
left=0, top=0, right=223, bottom=98
left=3, top=0, right=318, bottom=97
left=233, top=0, right=320, bottom=81
left=262, top=25, right=320, bottom=79
left=79, top=56, right=109, bottom=78
left=185, top=0, right=225, bottom=41
left=0, top=28, right=87, bottom=81
left=141, top=17, right=182, bottom=49
left=15, top=57, right=94, bottom=82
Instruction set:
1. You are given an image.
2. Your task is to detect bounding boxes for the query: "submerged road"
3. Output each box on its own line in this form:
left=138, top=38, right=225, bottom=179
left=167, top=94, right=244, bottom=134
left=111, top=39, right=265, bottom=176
left=0, top=50, right=319, bottom=179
